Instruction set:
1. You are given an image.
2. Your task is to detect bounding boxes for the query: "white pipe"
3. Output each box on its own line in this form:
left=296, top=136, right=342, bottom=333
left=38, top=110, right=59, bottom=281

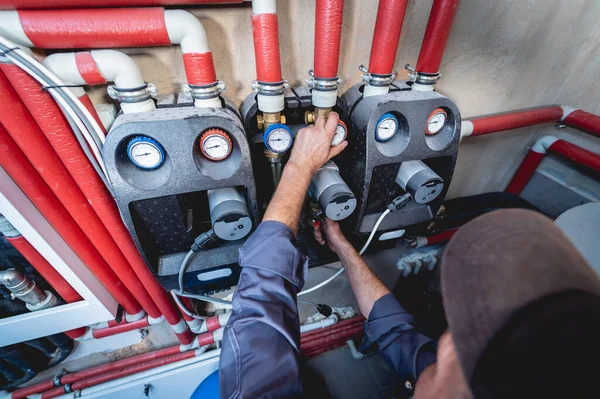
left=460, top=120, right=474, bottom=139
left=164, top=10, right=210, bottom=54
left=252, top=0, right=277, bottom=14
left=411, top=82, right=435, bottom=92
left=300, top=314, right=338, bottom=333
left=41, top=53, right=86, bottom=97
left=363, top=84, right=389, bottom=98
left=0, top=11, right=33, bottom=47
left=559, top=105, right=577, bottom=121
left=346, top=339, right=367, bottom=360
left=531, top=135, right=559, bottom=154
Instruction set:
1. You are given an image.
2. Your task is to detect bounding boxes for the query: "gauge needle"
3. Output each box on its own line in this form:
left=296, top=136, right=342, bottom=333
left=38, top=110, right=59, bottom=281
left=271, top=139, right=283, bottom=142
left=207, top=145, right=221, bottom=149
left=136, top=152, right=151, bottom=157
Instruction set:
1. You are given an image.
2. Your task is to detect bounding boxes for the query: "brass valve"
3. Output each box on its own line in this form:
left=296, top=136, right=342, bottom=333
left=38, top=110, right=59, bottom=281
left=257, top=113, right=286, bottom=131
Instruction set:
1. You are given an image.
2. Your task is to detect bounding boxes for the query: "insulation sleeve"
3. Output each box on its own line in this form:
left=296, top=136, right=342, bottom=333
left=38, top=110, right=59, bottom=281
left=91, top=318, right=150, bottom=339
left=74, top=52, right=106, bottom=85
left=468, top=106, right=564, bottom=136
left=0, top=125, right=141, bottom=315
left=426, top=229, right=458, bottom=245
left=1, top=65, right=190, bottom=328
left=563, top=110, right=600, bottom=137
left=182, top=52, right=217, bottom=85
left=314, top=0, right=344, bottom=79
left=41, top=352, right=197, bottom=399
left=367, top=0, right=409, bottom=75
left=505, top=150, right=546, bottom=195
left=6, top=236, right=82, bottom=303
left=17, top=8, right=172, bottom=49
left=549, top=140, right=600, bottom=173
left=251, top=13, right=282, bottom=83
left=1, top=0, right=243, bottom=8
left=415, top=0, right=459, bottom=74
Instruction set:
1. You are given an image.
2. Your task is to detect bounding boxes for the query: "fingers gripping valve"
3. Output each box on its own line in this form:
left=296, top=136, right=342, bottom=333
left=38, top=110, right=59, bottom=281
left=309, top=161, right=357, bottom=221
left=395, top=160, right=444, bottom=204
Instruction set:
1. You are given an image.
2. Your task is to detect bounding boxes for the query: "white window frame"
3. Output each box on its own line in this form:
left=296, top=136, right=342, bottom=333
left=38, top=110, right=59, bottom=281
left=0, top=167, right=118, bottom=346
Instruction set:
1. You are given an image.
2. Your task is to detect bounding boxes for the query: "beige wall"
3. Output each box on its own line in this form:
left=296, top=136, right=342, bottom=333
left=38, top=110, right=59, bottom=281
left=89, top=0, right=600, bottom=198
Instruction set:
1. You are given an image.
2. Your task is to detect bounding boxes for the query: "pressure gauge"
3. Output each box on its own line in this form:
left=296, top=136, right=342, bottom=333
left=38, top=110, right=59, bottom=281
left=200, top=129, right=233, bottom=161
left=375, top=113, right=399, bottom=142
left=332, top=120, right=348, bottom=146
left=127, top=136, right=165, bottom=170
left=425, top=108, right=448, bottom=135
left=264, top=124, right=293, bottom=154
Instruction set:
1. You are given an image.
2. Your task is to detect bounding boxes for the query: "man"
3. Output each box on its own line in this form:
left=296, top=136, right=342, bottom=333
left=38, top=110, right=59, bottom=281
left=220, top=113, right=600, bottom=398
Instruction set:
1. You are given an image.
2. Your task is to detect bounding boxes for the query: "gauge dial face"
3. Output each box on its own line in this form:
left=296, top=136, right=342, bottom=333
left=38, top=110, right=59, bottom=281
left=375, top=114, right=399, bottom=142
left=265, top=127, right=293, bottom=154
left=127, top=138, right=164, bottom=170
left=425, top=109, right=448, bottom=135
left=200, top=130, right=233, bottom=161
left=332, top=121, right=348, bottom=146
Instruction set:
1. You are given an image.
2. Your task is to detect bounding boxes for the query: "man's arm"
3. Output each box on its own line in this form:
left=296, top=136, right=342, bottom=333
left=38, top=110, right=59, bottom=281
left=315, top=220, right=437, bottom=380
left=220, top=113, right=347, bottom=398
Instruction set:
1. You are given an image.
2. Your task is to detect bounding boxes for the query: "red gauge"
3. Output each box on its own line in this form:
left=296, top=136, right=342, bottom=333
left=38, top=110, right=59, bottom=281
left=332, top=120, right=348, bottom=146
left=425, top=108, right=448, bottom=135
left=199, top=129, right=233, bottom=161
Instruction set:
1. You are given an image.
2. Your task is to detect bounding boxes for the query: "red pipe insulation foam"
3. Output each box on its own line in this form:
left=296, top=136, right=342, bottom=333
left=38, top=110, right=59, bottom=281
left=415, top=0, right=459, bottom=75
left=563, top=110, right=600, bottom=136
left=251, top=12, right=282, bottom=83
left=1, top=64, right=161, bottom=318
left=0, top=126, right=141, bottom=315
left=426, top=229, right=458, bottom=245
left=469, top=106, right=565, bottom=136
left=77, top=94, right=107, bottom=135
left=506, top=140, right=600, bottom=195
left=74, top=52, right=107, bottom=85
left=2, top=65, right=193, bottom=342
left=5, top=236, right=81, bottom=303
left=183, top=52, right=218, bottom=86
left=301, top=315, right=365, bottom=340
left=1, top=0, right=243, bottom=8
left=11, top=345, right=183, bottom=398
left=314, top=0, right=344, bottom=79
left=41, top=351, right=197, bottom=399
left=92, top=318, right=150, bottom=339
left=368, top=0, right=409, bottom=75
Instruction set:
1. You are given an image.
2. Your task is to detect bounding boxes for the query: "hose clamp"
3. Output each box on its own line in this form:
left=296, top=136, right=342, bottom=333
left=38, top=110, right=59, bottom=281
left=184, top=80, right=226, bottom=100
left=359, top=65, right=395, bottom=87
left=251, top=80, right=289, bottom=96
left=107, top=83, right=157, bottom=104
left=405, top=64, right=441, bottom=85
left=307, top=69, right=342, bottom=92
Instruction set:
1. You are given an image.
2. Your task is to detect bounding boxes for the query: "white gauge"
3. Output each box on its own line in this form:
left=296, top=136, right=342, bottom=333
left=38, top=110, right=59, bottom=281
left=425, top=108, right=448, bottom=135
left=332, top=121, right=348, bottom=146
left=375, top=113, right=399, bottom=142
left=127, top=136, right=165, bottom=170
left=264, top=124, right=293, bottom=154
left=200, top=129, right=233, bottom=161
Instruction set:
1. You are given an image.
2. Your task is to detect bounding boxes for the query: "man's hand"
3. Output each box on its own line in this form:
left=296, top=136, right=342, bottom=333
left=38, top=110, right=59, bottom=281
left=288, top=112, right=348, bottom=176
left=314, top=219, right=352, bottom=254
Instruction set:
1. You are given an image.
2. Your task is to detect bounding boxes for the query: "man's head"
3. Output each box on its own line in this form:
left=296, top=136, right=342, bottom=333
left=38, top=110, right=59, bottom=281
left=414, top=209, right=600, bottom=398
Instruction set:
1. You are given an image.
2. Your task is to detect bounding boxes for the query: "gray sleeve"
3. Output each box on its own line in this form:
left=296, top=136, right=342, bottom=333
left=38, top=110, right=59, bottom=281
left=360, top=293, right=437, bottom=380
left=219, top=221, right=308, bottom=398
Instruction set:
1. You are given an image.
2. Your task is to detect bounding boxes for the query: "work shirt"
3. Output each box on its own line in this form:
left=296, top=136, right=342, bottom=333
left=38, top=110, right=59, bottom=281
left=220, top=221, right=437, bottom=398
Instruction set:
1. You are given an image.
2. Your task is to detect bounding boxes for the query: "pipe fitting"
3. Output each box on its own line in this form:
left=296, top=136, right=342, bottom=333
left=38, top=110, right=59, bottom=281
left=0, top=268, right=56, bottom=309
left=164, top=10, right=210, bottom=54
left=359, top=64, right=395, bottom=87
left=0, top=214, right=20, bottom=237
left=531, top=135, right=559, bottom=154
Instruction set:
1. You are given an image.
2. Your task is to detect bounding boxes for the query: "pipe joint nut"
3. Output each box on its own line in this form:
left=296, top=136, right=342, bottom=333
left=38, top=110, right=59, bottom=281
left=359, top=65, right=395, bottom=87
left=107, top=83, right=155, bottom=103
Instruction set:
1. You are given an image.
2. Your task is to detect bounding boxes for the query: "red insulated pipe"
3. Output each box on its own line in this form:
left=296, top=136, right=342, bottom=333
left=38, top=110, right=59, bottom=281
left=506, top=140, right=600, bottom=195
left=11, top=345, right=183, bottom=398
left=426, top=229, right=458, bottom=245
left=251, top=13, right=282, bottom=83
left=0, top=67, right=159, bottom=318
left=469, top=106, right=564, bottom=136
left=5, top=236, right=82, bottom=303
left=563, top=110, right=600, bottom=137
left=314, top=0, right=344, bottom=79
left=368, top=0, right=409, bottom=76
left=301, top=315, right=365, bottom=340
left=301, top=324, right=364, bottom=352
left=92, top=318, right=150, bottom=339
left=41, top=351, right=196, bottom=399
left=0, top=128, right=141, bottom=315
left=415, top=0, right=459, bottom=75
left=2, top=66, right=187, bottom=329
left=300, top=320, right=365, bottom=343
left=0, top=0, right=243, bottom=9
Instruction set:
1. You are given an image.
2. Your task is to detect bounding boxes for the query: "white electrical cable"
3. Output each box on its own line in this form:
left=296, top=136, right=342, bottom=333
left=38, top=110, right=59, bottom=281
left=298, top=208, right=392, bottom=296
left=0, top=37, right=109, bottom=179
